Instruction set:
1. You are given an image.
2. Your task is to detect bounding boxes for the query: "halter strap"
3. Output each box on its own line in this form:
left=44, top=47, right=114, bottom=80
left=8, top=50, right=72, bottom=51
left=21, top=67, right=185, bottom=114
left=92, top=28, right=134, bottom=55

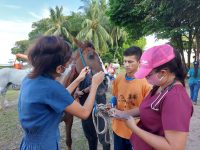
left=79, top=48, right=87, bottom=67
left=78, top=48, right=94, bottom=76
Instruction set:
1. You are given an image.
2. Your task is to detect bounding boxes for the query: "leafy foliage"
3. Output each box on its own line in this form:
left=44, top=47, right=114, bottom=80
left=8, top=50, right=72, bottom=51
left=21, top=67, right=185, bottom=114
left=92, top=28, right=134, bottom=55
left=108, top=0, right=200, bottom=66
left=77, top=0, right=113, bottom=54
left=11, top=40, right=30, bottom=55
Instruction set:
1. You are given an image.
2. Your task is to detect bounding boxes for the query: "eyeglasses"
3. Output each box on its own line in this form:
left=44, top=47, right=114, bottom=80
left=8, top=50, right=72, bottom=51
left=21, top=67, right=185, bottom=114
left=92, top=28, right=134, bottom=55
left=146, top=71, right=156, bottom=78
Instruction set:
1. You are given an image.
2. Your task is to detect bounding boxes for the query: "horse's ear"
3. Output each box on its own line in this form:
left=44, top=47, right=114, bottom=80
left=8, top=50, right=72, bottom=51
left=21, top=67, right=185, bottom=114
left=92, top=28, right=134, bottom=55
left=73, top=37, right=84, bottom=48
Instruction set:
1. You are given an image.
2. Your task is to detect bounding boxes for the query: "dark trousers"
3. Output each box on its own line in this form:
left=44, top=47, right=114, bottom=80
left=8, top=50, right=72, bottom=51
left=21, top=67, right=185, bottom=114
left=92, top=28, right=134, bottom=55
left=113, top=132, right=133, bottom=150
left=81, top=94, right=110, bottom=150
left=82, top=114, right=110, bottom=150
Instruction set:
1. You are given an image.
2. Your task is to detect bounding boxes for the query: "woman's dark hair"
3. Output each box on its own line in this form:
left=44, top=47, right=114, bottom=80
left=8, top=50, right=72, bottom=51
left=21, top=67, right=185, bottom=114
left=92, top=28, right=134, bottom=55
left=151, top=49, right=187, bottom=96
left=123, top=46, right=142, bottom=61
left=28, top=36, right=72, bottom=78
left=193, top=61, right=199, bottom=78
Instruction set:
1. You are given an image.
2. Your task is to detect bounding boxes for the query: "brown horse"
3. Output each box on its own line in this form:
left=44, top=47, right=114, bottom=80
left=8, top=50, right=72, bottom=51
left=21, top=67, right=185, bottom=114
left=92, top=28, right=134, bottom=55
left=60, top=38, right=110, bottom=150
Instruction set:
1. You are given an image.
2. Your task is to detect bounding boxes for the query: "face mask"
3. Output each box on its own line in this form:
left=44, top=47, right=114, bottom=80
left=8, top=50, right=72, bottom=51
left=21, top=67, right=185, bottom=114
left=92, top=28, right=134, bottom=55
left=60, top=65, right=72, bottom=76
left=147, top=73, right=163, bottom=86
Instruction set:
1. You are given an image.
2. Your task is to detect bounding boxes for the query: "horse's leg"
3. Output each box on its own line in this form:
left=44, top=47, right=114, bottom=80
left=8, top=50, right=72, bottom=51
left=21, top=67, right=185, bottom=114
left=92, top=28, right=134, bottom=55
left=96, top=94, right=111, bottom=150
left=63, top=112, right=73, bottom=150
left=81, top=115, right=98, bottom=150
left=0, top=87, right=8, bottom=110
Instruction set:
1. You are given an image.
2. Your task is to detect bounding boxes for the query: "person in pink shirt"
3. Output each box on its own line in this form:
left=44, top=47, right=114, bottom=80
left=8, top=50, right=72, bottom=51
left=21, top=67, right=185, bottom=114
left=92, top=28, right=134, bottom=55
left=124, top=44, right=193, bottom=150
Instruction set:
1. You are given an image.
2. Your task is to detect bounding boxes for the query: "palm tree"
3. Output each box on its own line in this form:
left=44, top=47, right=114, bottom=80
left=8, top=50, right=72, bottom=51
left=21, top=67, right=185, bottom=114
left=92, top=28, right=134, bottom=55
left=110, top=26, right=127, bottom=59
left=45, top=6, right=71, bottom=40
left=77, top=0, right=113, bottom=54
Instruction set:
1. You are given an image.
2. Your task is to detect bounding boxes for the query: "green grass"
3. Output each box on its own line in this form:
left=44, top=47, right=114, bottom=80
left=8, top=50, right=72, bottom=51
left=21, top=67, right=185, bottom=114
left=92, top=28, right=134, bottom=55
left=6, top=90, right=19, bottom=101
left=0, top=106, right=23, bottom=149
left=0, top=89, right=109, bottom=150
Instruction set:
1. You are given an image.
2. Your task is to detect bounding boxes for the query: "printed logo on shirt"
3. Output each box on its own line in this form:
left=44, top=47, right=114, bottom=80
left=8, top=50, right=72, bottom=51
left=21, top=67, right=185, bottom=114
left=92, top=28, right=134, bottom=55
left=118, top=94, right=138, bottom=109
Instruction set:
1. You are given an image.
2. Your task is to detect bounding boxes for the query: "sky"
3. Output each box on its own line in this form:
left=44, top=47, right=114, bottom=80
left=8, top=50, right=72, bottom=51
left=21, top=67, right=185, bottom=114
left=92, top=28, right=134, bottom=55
left=0, top=0, right=168, bottom=64
left=0, top=0, right=82, bottom=64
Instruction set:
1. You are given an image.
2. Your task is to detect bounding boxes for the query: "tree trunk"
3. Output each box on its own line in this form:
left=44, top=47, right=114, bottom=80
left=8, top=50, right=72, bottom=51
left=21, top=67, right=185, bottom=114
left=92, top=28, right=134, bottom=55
left=187, top=29, right=193, bottom=69
left=196, top=32, right=200, bottom=61
left=176, top=34, right=187, bottom=70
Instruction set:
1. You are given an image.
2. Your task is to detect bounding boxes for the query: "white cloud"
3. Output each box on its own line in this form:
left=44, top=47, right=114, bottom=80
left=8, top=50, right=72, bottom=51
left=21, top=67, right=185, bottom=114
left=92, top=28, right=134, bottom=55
left=40, top=7, right=72, bottom=19
left=28, top=8, right=50, bottom=20
left=0, top=20, right=32, bottom=64
left=0, top=6, right=77, bottom=65
left=41, top=8, right=50, bottom=18
left=2, top=4, right=21, bottom=9
left=28, top=12, right=41, bottom=19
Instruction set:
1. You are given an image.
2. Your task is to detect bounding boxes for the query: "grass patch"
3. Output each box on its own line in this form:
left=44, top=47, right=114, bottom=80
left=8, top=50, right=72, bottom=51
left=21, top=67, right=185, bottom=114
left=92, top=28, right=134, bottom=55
left=6, top=90, right=19, bottom=102
left=0, top=106, right=23, bottom=149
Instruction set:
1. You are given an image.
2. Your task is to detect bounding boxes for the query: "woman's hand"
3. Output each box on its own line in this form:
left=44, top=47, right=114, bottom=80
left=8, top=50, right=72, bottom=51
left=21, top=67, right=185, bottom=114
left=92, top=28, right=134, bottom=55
left=108, top=108, right=130, bottom=120
left=91, top=71, right=105, bottom=87
left=74, top=88, right=84, bottom=98
left=76, top=66, right=90, bottom=82
left=126, top=116, right=137, bottom=131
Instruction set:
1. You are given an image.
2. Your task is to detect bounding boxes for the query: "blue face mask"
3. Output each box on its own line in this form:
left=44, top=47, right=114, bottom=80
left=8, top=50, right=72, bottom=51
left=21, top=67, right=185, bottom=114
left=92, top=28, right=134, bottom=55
left=125, top=74, right=134, bottom=81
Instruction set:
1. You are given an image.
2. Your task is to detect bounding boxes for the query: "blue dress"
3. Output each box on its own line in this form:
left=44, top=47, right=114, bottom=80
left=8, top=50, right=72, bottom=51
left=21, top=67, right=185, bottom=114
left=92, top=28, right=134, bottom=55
left=18, top=75, right=74, bottom=150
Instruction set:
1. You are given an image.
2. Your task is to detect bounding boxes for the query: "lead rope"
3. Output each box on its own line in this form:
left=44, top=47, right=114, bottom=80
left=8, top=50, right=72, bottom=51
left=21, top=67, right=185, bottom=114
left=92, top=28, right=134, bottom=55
left=79, top=48, right=111, bottom=143
left=92, top=103, right=111, bottom=144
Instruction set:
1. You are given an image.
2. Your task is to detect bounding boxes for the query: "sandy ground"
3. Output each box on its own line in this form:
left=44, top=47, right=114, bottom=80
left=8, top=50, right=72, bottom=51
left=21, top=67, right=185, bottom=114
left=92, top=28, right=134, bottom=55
left=186, top=104, right=200, bottom=150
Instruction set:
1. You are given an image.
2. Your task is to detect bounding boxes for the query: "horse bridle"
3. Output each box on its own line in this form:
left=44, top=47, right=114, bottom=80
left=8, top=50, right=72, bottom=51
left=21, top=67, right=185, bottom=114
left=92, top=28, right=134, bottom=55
left=79, top=47, right=111, bottom=143
left=78, top=48, right=94, bottom=76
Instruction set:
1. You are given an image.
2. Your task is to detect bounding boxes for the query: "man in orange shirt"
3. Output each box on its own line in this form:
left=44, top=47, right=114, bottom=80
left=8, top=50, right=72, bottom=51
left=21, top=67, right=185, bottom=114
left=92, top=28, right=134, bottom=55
left=110, top=46, right=151, bottom=150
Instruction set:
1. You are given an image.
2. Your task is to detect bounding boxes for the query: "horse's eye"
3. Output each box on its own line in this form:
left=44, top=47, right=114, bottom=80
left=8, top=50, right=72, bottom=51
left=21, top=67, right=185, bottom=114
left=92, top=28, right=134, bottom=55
left=87, top=52, right=94, bottom=59
left=87, top=54, right=95, bottom=59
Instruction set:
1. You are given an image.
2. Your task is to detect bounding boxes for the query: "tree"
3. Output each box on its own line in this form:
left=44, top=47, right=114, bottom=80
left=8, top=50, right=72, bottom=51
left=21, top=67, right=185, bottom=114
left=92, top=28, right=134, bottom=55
left=11, top=40, right=30, bottom=55
left=28, top=19, right=50, bottom=40
left=45, top=6, right=71, bottom=39
left=67, top=12, right=86, bottom=37
left=108, top=0, right=147, bottom=40
left=110, top=26, right=127, bottom=59
left=77, top=0, right=113, bottom=54
left=108, top=0, right=200, bottom=67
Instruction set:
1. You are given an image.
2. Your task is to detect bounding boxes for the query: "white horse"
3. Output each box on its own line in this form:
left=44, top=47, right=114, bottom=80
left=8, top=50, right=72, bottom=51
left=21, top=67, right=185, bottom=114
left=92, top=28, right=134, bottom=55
left=0, top=66, right=74, bottom=110
left=0, top=68, right=30, bottom=109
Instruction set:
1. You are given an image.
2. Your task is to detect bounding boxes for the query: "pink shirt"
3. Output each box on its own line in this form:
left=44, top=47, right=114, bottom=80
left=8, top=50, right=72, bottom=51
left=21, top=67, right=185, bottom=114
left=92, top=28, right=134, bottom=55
left=130, top=84, right=193, bottom=150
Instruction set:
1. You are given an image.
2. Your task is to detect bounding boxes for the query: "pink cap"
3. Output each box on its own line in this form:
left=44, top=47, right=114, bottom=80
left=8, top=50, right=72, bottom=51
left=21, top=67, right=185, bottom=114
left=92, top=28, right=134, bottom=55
left=134, top=44, right=175, bottom=79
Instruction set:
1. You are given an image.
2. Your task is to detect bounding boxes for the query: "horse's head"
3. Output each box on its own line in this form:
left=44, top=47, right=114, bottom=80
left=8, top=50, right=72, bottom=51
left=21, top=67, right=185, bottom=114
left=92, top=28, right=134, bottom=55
left=73, top=39, right=110, bottom=95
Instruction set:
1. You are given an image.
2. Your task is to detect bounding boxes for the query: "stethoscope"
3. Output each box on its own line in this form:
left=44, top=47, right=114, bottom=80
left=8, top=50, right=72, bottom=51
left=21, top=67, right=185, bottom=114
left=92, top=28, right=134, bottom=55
left=151, top=79, right=176, bottom=111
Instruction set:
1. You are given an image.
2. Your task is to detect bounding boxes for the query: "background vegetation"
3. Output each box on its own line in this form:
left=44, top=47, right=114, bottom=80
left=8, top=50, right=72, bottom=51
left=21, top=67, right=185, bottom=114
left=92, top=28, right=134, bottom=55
left=10, top=0, right=200, bottom=67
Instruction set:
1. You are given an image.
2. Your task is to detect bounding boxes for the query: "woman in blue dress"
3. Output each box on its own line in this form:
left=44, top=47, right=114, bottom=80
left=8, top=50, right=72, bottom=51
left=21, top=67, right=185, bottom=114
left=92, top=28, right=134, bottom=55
left=18, top=36, right=105, bottom=150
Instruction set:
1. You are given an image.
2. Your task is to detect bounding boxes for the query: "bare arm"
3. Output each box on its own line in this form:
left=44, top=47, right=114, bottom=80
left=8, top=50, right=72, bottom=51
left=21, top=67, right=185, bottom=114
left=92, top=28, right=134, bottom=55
left=65, top=83, right=98, bottom=119
left=126, top=117, right=188, bottom=150
left=66, top=77, right=82, bottom=94
left=66, top=67, right=89, bottom=94
left=124, top=108, right=140, bottom=117
left=108, top=107, right=140, bottom=119
left=65, top=71, right=105, bottom=119
left=16, top=53, right=28, bottom=60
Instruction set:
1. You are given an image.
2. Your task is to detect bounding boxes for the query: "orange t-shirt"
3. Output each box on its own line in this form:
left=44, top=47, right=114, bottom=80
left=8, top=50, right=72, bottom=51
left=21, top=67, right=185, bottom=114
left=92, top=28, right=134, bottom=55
left=112, top=74, right=151, bottom=139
